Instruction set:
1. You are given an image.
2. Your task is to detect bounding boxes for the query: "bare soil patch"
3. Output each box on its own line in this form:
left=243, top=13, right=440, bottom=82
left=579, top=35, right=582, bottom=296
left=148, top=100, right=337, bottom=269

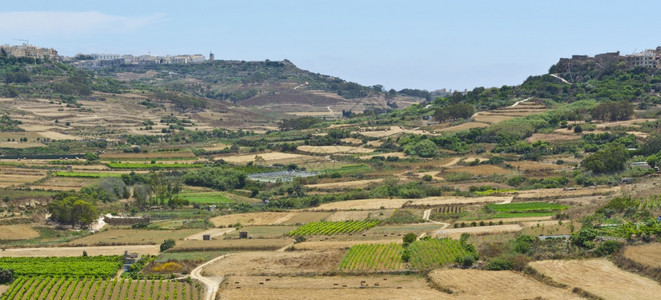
left=529, top=259, right=661, bottom=299
left=624, top=243, right=661, bottom=268
left=326, top=211, right=372, bottom=222
left=509, top=161, right=566, bottom=171
left=407, top=196, right=512, bottom=206
left=428, top=269, right=578, bottom=299
left=527, top=133, right=581, bottom=142
left=210, top=212, right=295, bottom=227
left=218, top=275, right=442, bottom=299
left=172, top=238, right=293, bottom=252
left=0, top=245, right=159, bottom=257
left=30, top=177, right=97, bottom=191
left=280, top=212, right=332, bottom=225
left=204, top=250, right=345, bottom=276
left=515, top=186, right=619, bottom=201
left=0, top=224, right=40, bottom=240
left=356, top=126, right=431, bottom=138
left=217, top=152, right=324, bottom=165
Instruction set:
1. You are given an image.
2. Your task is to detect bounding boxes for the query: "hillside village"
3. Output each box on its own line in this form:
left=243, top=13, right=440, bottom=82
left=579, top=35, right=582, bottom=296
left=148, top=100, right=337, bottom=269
left=0, top=42, right=660, bottom=299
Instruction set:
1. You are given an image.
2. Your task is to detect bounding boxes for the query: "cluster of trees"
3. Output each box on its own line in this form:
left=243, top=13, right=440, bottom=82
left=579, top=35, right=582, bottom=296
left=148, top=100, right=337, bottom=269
left=132, top=172, right=188, bottom=209
left=47, top=192, right=98, bottom=228
left=278, top=116, right=321, bottom=131
left=182, top=167, right=246, bottom=190
left=4, top=70, right=31, bottom=83
left=80, top=177, right=129, bottom=202
left=0, top=114, right=23, bottom=132
left=590, top=101, right=634, bottom=121
left=153, top=90, right=207, bottom=112
left=434, top=103, right=475, bottom=122
left=582, top=143, right=629, bottom=173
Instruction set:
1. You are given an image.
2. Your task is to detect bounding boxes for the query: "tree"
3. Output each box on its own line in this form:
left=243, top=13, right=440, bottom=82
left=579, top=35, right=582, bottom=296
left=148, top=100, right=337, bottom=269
left=0, top=268, right=13, bottom=284
left=590, top=101, right=634, bottom=121
left=403, top=139, right=437, bottom=158
left=84, top=152, right=99, bottom=161
left=403, top=233, right=417, bottom=246
left=434, top=103, right=475, bottom=122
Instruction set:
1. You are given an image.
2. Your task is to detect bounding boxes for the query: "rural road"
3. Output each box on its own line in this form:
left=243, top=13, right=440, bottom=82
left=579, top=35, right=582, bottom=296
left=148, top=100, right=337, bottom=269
left=190, top=254, right=231, bottom=300
left=550, top=74, right=571, bottom=84
left=419, top=209, right=450, bottom=239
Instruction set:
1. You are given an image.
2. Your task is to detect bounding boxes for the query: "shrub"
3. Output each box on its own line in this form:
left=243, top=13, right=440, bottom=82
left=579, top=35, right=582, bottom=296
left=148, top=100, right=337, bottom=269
left=595, top=241, right=623, bottom=256
left=160, top=239, right=175, bottom=252
left=0, top=268, right=13, bottom=284
left=486, top=258, right=513, bottom=270
left=403, top=233, right=417, bottom=246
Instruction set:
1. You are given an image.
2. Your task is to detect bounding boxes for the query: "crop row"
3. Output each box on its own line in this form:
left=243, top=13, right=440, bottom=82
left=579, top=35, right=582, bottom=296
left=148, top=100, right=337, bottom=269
left=637, top=196, right=661, bottom=210
left=489, top=201, right=568, bottom=212
left=338, top=243, right=404, bottom=271
left=0, top=276, right=200, bottom=300
left=0, top=256, right=122, bottom=278
left=288, top=220, right=380, bottom=236
left=106, top=163, right=204, bottom=169
left=409, top=238, right=469, bottom=269
left=53, top=171, right=123, bottom=178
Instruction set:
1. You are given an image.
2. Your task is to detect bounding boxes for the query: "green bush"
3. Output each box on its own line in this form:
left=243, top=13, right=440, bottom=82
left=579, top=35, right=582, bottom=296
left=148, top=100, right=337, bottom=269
left=595, top=241, right=623, bottom=256
left=486, top=258, right=512, bottom=270
left=160, top=239, right=175, bottom=252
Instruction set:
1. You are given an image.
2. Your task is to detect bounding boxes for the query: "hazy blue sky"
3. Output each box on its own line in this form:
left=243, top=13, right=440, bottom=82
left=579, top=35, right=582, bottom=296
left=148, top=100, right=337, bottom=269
left=2, top=0, right=661, bottom=91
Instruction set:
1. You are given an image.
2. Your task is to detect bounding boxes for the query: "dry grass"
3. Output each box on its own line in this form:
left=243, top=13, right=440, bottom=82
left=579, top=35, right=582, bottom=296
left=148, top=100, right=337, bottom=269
left=529, top=259, right=661, bottom=299
left=0, top=167, right=46, bottom=188
left=407, top=196, right=512, bottom=206
left=356, top=126, right=430, bottom=138
left=66, top=229, right=200, bottom=246
left=436, top=122, right=489, bottom=132
left=280, top=212, right=332, bottom=225
left=428, top=269, right=579, bottom=299
left=435, top=224, right=522, bottom=238
left=218, top=275, right=442, bottom=299
left=305, top=179, right=383, bottom=190
left=0, top=245, right=160, bottom=257
left=515, top=186, right=620, bottom=200
left=297, top=145, right=373, bottom=154
left=217, top=152, right=324, bottom=165
left=210, top=212, right=295, bottom=227
left=172, top=238, right=293, bottom=252
left=309, top=199, right=411, bottom=211
left=0, top=225, right=40, bottom=240
left=0, top=142, right=46, bottom=148
left=340, top=138, right=363, bottom=145
left=358, top=152, right=406, bottom=160
left=624, top=243, right=661, bottom=268
left=326, top=211, right=372, bottom=222
left=595, top=118, right=656, bottom=129
left=527, top=133, right=581, bottom=142
left=446, top=165, right=510, bottom=175
left=183, top=228, right=236, bottom=240
left=29, top=177, right=97, bottom=191
left=472, top=113, right=515, bottom=124
left=508, top=161, right=566, bottom=171
left=203, top=250, right=345, bottom=276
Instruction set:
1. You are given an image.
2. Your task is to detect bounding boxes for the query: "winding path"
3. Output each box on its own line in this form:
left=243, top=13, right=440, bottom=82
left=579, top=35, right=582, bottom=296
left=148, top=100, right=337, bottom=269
left=190, top=254, right=231, bottom=300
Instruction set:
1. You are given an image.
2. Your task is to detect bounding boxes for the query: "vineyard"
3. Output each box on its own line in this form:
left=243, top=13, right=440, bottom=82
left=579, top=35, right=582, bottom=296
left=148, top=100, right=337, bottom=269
left=408, top=239, right=470, bottom=269
left=0, top=276, right=200, bottom=300
left=0, top=256, right=122, bottom=278
left=287, top=220, right=380, bottom=236
left=637, top=196, right=661, bottom=210
left=338, top=243, right=404, bottom=272
left=53, top=171, right=123, bottom=178
left=437, top=205, right=462, bottom=214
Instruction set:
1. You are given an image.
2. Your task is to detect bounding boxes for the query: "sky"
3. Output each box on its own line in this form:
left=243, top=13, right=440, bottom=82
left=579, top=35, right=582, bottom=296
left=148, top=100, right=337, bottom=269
left=2, top=0, right=661, bottom=91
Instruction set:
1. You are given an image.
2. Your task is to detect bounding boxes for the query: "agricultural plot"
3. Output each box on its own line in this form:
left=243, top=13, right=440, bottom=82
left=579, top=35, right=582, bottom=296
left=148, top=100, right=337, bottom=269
left=100, top=151, right=197, bottom=159
left=445, top=164, right=510, bottom=175
left=297, top=145, right=373, bottom=154
left=310, top=198, right=410, bottom=210
left=280, top=212, right=332, bottom=225
left=304, top=178, right=383, bottom=190
left=636, top=196, right=661, bottom=210
left=0, top=167, right=46, bottom=188
left=515, top=186, right=619, bottom=200
left=436, top=224, right=523, bottom=238
left=428, top=269, right=579, bottom=299
left=408, top=239, right=469, bottom=269
left=223, top=226, right=297, bottom=239
left=487, top=201, right=568, bottom=218
left=66, top=229, right=200, bottom=246
left=623, top=243, right=661, bottom=268
left=0, top=245, right=160, bottom=257
left=406, top=196, right=512, bottom=206
left=171, top=238, right=293, bottom=252
left=53, top=171, right=123, bottom=178
left=106, top=162, right=203, bottom=169
left=209, top=212, right=294, bottom=227
left=0, top=256, right=122, bottom=277
left=0, top=225, right=40, bottom=240
left=338, top=243, right=405, bottom=272
left=1, top=277, right=199, bottom=300
left=217, top=152, right=324, bottom=165
left=203, top=250, right=345, bottom=276
left=288, top=220, right=380, bottom=236
left=326, top=211, right=373, bottom=222
left=218, top=275, right=442, bottom=300
left=29, top=177, right=97, bottom=191
left=436, top=122, right=489, bottom=132
left=179, top=192, right=232, bottom=204
left=529, top=259, right=661, bottom=299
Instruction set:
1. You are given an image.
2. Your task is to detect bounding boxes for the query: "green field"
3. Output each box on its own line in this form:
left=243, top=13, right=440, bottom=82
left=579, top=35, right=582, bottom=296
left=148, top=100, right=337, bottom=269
left=179, top=192, right=232, bottom=204
left=493, top=212, right=558, bottom=218
left=53, top=171, right=123, bottom=178
left=106, top=162, right=204, bottom=169
left=288, top=220, right=380, bottom=236
left=338, top=243, right=404, bottom=272
left=0, top=256, right=122, bottom=278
